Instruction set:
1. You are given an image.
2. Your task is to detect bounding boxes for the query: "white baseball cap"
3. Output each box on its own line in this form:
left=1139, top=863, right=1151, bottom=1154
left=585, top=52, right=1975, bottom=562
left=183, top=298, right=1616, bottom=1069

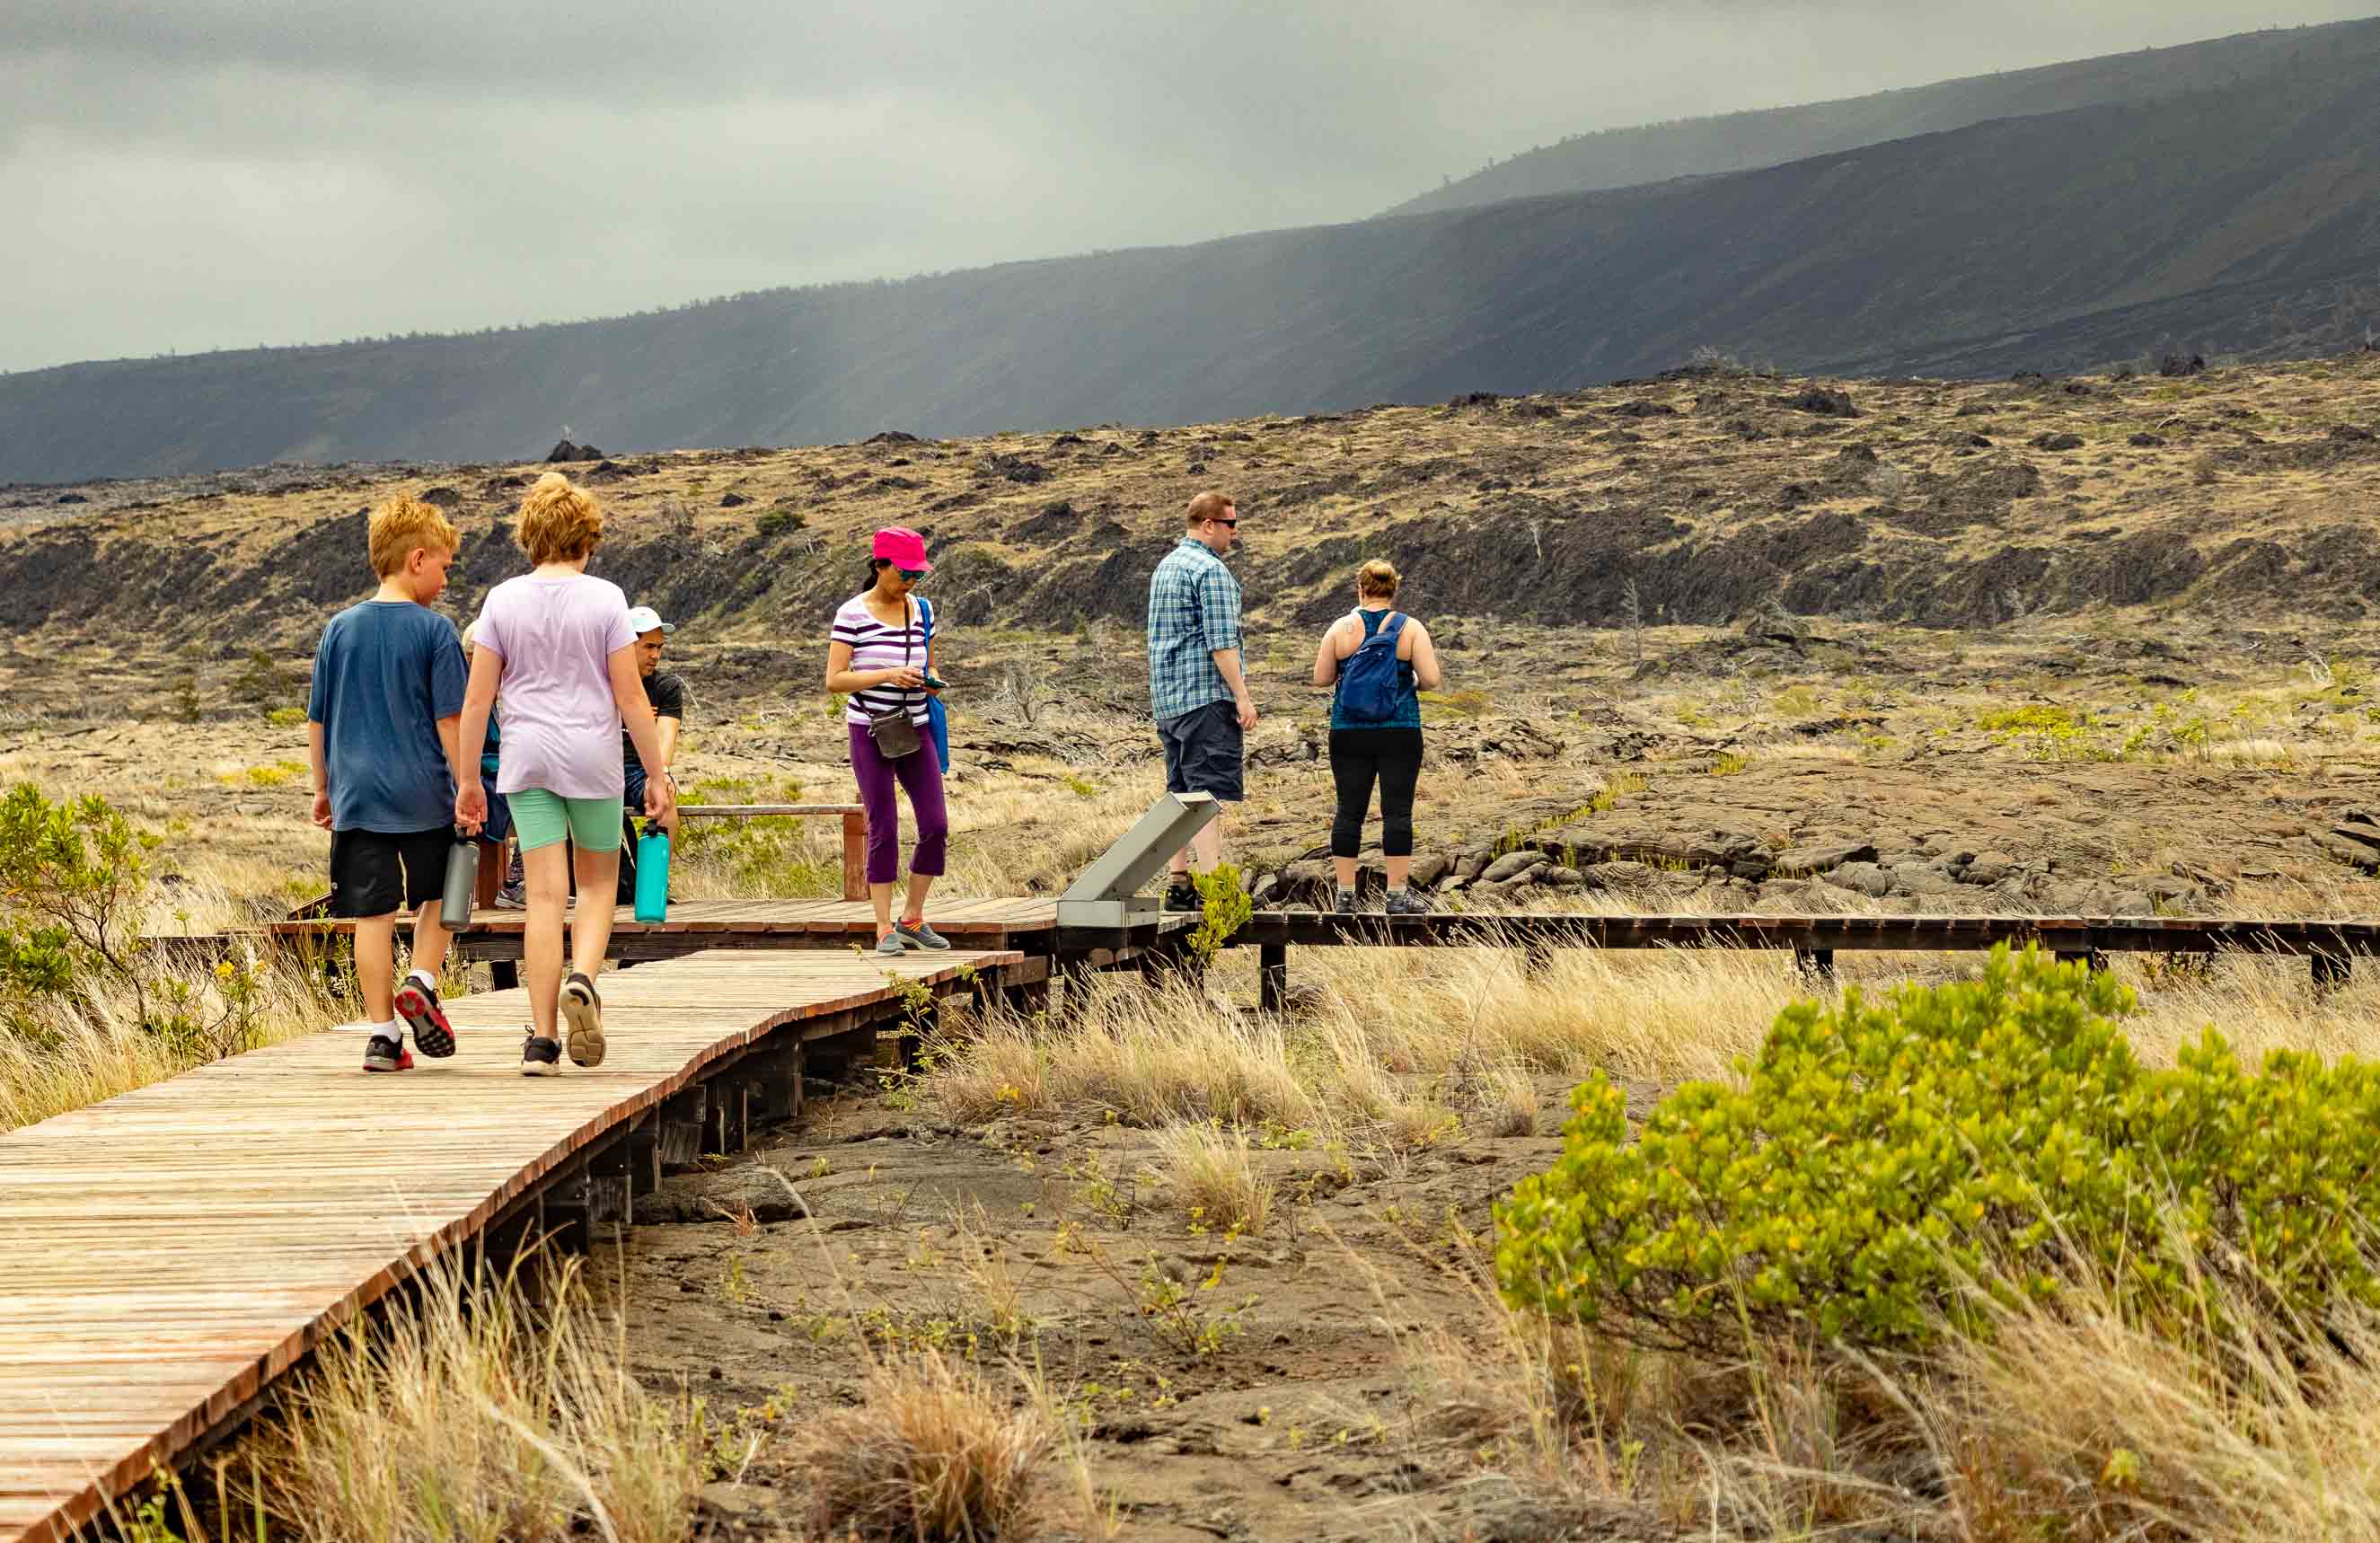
left=626, top=604, right=674, bottom=636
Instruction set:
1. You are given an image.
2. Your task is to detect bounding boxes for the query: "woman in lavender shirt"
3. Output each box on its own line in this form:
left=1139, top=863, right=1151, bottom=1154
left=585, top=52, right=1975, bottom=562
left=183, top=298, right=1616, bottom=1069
left=456, top=473, right=677, bottom=1076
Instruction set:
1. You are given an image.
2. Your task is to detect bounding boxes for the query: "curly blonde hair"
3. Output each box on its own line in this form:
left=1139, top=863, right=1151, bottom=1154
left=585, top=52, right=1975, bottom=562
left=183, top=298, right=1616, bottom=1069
left=367, top=495, right=461, bottom=578
left=516, top=472, right=604, bottom=565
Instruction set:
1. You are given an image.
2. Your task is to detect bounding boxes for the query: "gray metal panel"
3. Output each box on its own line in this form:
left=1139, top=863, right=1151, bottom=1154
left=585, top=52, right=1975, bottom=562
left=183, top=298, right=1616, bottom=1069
left=1058, top=792, right=1219, bottom=904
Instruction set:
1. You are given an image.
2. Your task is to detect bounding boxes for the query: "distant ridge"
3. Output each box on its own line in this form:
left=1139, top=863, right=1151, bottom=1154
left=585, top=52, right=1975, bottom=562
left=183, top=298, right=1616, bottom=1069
left=4, top=44, right=2379, bottom=483
left=1388, top=16, right=2380, bottom=217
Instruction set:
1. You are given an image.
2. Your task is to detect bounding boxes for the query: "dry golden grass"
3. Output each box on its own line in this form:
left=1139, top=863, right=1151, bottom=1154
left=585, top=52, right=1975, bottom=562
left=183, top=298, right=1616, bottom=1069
left=0, top=957, right=339, bottom=1133
left=259, top=1256, right=708, bottom=1543
left=793, top=1345, right=1054, bottom=1541
left=1149, top=1120, right=1274, bottom=1234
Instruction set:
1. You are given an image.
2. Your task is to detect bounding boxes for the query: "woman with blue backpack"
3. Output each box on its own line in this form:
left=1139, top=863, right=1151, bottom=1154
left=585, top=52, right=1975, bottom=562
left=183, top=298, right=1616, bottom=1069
left=1311, top=559, right=1442, bottom=913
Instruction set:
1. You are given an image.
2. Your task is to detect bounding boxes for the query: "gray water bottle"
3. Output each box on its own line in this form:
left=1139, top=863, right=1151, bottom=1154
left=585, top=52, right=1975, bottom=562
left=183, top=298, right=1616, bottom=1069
left=439, top=827, right=478, bottom=928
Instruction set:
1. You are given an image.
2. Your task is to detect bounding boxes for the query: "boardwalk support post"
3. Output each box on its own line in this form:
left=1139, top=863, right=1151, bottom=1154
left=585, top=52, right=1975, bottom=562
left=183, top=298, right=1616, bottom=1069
left=2314, top=950, right=2352, bottom=993
left=658, top=1087, right=707, bottom=1170
left=1793, top=945, right=1835, bottom=983
left=1259, top=943, right=1288, bottom=1013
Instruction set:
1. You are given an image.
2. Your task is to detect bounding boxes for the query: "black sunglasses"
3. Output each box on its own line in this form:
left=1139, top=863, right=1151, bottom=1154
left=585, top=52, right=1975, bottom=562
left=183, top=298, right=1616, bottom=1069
left=1211, top=517, right=1238, bottom=528
left=895, top=566, right=929, bottom=581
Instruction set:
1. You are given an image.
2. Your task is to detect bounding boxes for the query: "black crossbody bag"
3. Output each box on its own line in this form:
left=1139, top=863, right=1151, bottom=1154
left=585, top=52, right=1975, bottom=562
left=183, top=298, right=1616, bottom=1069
left=866, top=599, right=923, bottom=759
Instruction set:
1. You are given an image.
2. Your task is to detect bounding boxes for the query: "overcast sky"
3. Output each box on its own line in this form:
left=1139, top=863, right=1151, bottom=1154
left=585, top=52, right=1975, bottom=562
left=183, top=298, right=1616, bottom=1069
left=3, top=0, right=2372, bottom=373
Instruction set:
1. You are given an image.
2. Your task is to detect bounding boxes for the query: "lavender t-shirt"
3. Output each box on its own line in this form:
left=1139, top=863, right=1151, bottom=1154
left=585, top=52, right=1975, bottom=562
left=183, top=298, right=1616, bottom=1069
left=472, top=573, right=638, bottom=799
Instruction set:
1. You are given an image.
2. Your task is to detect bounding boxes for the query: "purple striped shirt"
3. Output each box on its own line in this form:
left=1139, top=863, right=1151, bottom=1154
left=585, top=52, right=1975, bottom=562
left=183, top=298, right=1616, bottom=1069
left=833, top=595, right=930, bottom=727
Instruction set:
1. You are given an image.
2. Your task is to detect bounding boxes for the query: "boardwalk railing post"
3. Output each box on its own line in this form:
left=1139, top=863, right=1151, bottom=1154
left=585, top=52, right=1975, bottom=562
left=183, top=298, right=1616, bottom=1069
left=842, top=810, right=868, bottom=902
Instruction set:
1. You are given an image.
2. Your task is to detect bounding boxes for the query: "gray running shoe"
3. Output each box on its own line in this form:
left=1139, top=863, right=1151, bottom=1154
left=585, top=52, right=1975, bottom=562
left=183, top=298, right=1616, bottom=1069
left=1384, top=888, right=1431, bottom=916
left=1332, top=888, right=1360, bottom=915
left=875, top=930, right=907, bottom=957
left=560, top=971, right=605, bottom=1069
left=895, top=919, right=952, bottom=951
left=521, top=1029, right=561, bottom=1077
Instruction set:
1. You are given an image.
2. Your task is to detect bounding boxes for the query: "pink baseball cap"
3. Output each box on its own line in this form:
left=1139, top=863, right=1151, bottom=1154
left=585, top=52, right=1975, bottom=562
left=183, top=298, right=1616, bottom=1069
left=872, top=526, right=932, bottom=574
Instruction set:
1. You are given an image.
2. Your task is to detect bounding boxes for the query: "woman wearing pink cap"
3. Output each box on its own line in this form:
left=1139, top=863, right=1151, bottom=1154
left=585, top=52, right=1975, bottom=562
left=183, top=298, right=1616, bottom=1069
left=825, top=527, right=951, bottom=954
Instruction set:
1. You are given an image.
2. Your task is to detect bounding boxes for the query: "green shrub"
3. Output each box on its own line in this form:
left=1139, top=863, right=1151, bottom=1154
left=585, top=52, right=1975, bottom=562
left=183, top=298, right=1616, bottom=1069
left=755, top=507, right=807, bottom=539
left=1187, top=864, right=1252, bottom=966
left=268, top=705, right=307, bottom=728
left=1494, top=945, right=2380, bottom=1354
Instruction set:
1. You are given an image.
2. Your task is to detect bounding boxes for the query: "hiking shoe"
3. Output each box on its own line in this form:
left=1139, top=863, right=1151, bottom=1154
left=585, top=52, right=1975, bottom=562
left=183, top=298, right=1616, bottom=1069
left=895, top=919, right=951, bottom=952
left=362, top=1035, right=412, bottom=1073
left=875, top=930, right=906, bottom=957
left=521, top=1029, right=561, bottom=1077
left=493, top=885, right=527, bottom=911
left=1332, top=888, right=1360, bottom=916
left=560, top=972, right=606, bottom=1068
left=1163, top=880, right=1201, bottom=913
left=392, top=974, right=455, bottom=1058
left=1384, top=889, right=1431, bottom=916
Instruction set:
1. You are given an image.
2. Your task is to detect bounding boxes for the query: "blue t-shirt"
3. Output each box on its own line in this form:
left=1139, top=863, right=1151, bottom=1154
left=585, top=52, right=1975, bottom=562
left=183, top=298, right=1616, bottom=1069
left=307, top=600, right=468, bottom=833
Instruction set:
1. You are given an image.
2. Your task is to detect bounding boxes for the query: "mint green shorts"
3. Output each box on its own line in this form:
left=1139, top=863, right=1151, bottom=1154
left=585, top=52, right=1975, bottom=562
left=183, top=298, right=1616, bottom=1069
left=508, top=789, right=622, bottom=854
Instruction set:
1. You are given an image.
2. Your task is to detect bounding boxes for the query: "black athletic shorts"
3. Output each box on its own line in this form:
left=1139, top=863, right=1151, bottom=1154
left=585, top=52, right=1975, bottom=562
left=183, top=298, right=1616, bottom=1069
left=328, top=826, right=451, bottom=919
left=1157, top=700, right=1245, bottom=803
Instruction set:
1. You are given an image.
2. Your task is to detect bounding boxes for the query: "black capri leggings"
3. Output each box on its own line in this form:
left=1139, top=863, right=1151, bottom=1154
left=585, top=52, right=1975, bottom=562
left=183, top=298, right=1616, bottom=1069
left=1329, top=727, right=1424, bottom=860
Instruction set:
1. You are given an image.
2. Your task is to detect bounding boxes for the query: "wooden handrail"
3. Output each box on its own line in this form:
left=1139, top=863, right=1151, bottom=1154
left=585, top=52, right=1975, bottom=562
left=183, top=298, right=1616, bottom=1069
left=674, top=804, right=864, bottom=817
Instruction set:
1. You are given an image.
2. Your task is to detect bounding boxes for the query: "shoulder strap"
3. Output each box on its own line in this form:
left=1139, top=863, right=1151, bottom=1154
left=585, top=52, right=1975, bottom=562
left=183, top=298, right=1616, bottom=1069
left=918, top=595, right=934, bottom=640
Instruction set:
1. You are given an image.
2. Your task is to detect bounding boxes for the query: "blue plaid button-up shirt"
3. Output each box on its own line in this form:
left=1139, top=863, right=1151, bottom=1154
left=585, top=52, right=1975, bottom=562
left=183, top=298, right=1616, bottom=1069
left=1146, top=536, right=1242, bottom=723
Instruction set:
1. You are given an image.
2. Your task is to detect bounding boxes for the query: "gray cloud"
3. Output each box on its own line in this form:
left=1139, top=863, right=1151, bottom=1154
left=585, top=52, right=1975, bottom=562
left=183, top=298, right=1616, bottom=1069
left=4, top=0, right=2372, bottom=371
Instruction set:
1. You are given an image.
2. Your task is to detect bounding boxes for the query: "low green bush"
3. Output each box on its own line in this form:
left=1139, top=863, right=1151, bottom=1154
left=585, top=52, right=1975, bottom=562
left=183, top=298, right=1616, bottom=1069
left=1494, top=944, right=2380, bottom=1353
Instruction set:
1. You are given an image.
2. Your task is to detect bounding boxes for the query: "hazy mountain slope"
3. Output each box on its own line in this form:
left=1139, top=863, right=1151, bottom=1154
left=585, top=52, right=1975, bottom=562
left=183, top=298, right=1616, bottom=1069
left=1388, top=16, right=2380, bottom=217
left=4, top=55, right=2379, bottom=485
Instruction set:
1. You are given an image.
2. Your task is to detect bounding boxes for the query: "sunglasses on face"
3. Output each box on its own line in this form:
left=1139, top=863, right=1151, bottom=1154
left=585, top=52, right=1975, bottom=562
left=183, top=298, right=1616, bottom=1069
left=1212, top=517, right=1238, bottom=528
left=895, top=567, right=929, bottom=581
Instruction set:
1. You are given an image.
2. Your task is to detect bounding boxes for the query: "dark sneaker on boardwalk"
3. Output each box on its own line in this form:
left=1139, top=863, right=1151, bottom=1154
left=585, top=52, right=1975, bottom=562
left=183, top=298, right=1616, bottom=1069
left=1333, top=889, right=1360, bottom=915
left=895, top=919, right=951, bottom=951
left=521, top=1030, right=562, bottom=1077
left=493, top=885, right=527, bottom=911
left=874, top=931, right=905, bottom=957
left=362, top=1035, right=412, bottom=1073
left=1384, top=889, right=1431, bottom=916
left=1163, top=880, right=1201, bottom=913
left=560, top=972, right=606, bottom=1068
left=392, top=975, right=455, bottom=1058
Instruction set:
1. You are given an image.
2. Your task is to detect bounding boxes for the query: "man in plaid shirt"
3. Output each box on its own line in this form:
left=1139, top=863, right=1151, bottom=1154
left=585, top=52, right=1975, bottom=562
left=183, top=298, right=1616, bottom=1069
left=1147, top=489, right=1257, bottom=910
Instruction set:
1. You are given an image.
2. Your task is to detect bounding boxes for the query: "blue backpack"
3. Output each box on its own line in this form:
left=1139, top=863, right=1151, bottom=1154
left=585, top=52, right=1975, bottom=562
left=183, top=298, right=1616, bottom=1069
left=1337, top=611, right=1408, bottom=724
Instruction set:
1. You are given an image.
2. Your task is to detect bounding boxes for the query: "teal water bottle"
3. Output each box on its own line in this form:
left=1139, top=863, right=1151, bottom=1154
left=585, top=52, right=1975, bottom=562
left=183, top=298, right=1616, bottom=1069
left=633, top=820, right=671, bottom=923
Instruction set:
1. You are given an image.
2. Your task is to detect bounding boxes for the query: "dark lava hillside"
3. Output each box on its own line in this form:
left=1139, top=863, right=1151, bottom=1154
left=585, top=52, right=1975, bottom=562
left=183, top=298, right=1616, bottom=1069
left=4, top=357, right=2379, bottom=657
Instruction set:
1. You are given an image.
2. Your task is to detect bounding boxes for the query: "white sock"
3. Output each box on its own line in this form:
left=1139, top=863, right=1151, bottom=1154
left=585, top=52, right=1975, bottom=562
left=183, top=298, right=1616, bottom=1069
left=372, top=1019, right=400, bottom=1042
left=406, top=966, right=437, bottom=990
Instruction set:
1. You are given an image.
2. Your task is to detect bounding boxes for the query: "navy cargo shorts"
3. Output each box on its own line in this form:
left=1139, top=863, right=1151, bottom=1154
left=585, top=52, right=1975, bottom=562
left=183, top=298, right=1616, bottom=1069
left=1157, top=700, right=1244, bottom=802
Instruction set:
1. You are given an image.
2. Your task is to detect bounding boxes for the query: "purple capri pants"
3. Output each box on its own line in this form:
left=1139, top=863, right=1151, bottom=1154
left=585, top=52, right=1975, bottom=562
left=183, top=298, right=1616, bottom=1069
left=848, top=724, right=948, bottom=885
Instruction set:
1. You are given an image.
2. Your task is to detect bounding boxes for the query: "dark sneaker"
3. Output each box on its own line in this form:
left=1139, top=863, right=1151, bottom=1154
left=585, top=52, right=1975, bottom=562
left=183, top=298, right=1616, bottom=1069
left=895, top=919, right=951, bottom=951
left=1384, top=889, right=1431, bottom=916
left=521, top=1029, right=561, bottom=1077
left=874, top=930, right=905, bottom=957
left=363, top=1035, right=412, bottom=1073
left=392, top=975, right=455, bottom=1058
left=560, top=972, right=606, bottom=1068
left=493, top=885, right=527, bottom=912
left=1332, top=889, right=1360, bottom=916
left=1163, top=880, right=1201, bottom=912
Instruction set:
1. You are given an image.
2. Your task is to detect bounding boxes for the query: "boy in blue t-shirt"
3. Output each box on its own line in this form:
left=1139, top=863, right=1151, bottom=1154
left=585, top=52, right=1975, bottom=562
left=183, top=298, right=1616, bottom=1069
left=305, top=495, right=472, bottom=1073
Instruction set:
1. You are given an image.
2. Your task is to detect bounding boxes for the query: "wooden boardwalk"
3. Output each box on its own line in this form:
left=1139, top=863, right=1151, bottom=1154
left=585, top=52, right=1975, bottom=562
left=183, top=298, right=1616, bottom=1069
left=269, top=897, right=1062, bottom=963
left=0, top=947, right=1018, bottom=1543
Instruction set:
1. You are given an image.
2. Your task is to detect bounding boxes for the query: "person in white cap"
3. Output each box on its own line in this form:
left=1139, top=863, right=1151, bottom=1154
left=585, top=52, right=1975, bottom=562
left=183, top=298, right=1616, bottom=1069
left=616, top=604, right=684, bottom=900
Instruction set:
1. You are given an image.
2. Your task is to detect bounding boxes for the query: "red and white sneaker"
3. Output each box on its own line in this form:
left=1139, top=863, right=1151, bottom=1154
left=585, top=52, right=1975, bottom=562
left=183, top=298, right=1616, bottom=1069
left=393, top=975, right=456, bottom=1059
left=362, top=1035, right=413, bottom=1073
